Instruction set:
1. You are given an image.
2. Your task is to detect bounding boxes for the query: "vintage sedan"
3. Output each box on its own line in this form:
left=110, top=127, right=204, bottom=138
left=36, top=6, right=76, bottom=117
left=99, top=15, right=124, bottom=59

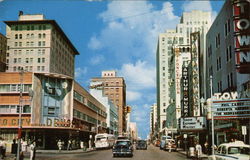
left=112, top=140, right=133, bottom=157
left=208, top=141, right=250, bottom=160
left=136, top=140, right=147, bottom=150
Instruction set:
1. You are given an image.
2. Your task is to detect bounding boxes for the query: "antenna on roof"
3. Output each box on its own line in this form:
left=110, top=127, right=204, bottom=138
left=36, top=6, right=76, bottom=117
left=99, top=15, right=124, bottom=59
left=19, top=11, right=23, bottom=16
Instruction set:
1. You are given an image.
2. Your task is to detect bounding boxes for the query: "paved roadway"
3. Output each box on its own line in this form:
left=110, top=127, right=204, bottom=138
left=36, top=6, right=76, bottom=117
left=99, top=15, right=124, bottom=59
left=33, top=145, right=188, bottom=160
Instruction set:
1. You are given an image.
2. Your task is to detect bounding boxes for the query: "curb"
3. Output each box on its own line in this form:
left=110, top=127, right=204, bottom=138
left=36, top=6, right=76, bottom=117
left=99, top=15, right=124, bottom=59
left=36, top=149, right=96, bottom=154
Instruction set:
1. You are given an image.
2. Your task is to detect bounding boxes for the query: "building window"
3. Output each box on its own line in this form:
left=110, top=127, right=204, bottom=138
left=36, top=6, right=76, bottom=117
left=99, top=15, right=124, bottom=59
left=15, top=34, right=18, bottom=39
left=38, top=41, right=41, bottom=46
left=41, top=66, right=45, bottom=71
left=19, top=42, right=22, bottom=47
left=38, top=34, right=41, bottom=39
left=19, top=34, right=22, bottom=39
left=26, top=34, right=30, bottom=39
left=230, top=72, right=233, bottom=87
left=37, top=66, right=40, bottom=71
left=13, top=58, right=17, bottom=63
left=31, top=25, right=34, bottom=30
left=43, top=33, right=46, bottom=38
left=42, top=58, right=45, bottom=63
left=38, top=58, right=41, bottom=63
left=15, top=42, right=18, bottom=47
left=31, top=34, right=34, bottom=38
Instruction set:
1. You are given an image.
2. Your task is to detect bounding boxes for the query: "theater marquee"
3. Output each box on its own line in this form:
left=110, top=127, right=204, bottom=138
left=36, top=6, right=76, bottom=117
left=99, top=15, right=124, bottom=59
left=232, top=0, right=250, bottom=73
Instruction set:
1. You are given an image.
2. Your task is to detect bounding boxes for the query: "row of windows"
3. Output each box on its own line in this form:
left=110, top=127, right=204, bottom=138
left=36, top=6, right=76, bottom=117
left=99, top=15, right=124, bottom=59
left=13, top=57, right=45, bottom=64
left=73, top=91, right=107, bottom=118
left=14, top=41, right=46, bottom=47
left=0, top=105, right=31, bottom=114
left=15, top=33, right=47, bottom=40
left=0, top=84, right=31, bottom=93
left=12, top=24, right=47, bottom=31
left=186, top=21, right=208, bottom=25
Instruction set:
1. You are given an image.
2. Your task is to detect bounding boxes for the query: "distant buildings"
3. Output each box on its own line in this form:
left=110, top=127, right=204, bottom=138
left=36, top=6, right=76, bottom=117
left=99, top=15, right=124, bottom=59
left=91, top=70, right=127, bottom=135
left=156, top=10, right=211, bottom=136
left=4, top=12, right=79, bottom=77
left=0, top=33, right=7, bottom=72
left=89, top=81, right=119, bottom=135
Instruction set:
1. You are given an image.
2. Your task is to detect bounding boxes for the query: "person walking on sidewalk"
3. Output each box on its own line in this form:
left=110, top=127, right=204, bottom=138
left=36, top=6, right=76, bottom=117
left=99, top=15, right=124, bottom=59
left=168, top=141, right=172, bottom=153
left=1, top=138, right=6, bottom=159
left=57, top=140, right=63, bottom=152
left=30, top=141, right=36, bottom=160
left=67, top=139, right=72, bottom=151
left=195, top=142, right=202, bottom=160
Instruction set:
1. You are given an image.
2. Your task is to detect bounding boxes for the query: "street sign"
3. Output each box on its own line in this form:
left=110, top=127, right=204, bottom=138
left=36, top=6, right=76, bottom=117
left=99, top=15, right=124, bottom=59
left=242, top=126, right=247, bottom=135
left=180, top=117, right=206, bottom=130
left=184, top=134, right=187, bottom=139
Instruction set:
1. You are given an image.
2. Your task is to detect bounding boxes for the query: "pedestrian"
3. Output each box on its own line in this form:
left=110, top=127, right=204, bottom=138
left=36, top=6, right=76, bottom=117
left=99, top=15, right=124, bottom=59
left=204, top=141, right=208, bottom=155
left=67, top=139, right=71, bottom=151
left=195, top=142, right=202, bottom=160
left=0, top=138, right=3, bottom=159
left=1, top=138, right=6, bottom=159
left=29, top=141, right=36, bottom=160
left=57, top=140, right=63, bottom=152
left=168, top=140, right=172, bottom=153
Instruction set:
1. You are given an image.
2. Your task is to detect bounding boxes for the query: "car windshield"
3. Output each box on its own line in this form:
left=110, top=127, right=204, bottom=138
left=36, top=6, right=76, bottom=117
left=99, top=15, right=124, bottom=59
left=116, top=141, right=130, bottom=146
left=96, top=137, right=106, bottom=141
left=228, top=147, right=250, bottom=155
left=138, top=141, right=146, bottom=144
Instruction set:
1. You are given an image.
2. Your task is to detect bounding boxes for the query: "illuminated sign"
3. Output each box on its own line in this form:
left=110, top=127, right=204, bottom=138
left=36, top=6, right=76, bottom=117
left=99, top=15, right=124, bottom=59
left=190, top=32, right=201, bottom=116
left=232, top=0, right=250, bottom=73
left=182, top=66, right=189, bottom=117
left=213, top=98, right=250, bottom=119
left=180, top=117, right=206, bottom=130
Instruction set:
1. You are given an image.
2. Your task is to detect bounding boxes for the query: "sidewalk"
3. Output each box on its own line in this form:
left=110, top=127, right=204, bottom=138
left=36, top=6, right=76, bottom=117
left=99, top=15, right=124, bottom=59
left=176, top=148, right=208, bottom=159
left=3, top=148, right=96, bottom=160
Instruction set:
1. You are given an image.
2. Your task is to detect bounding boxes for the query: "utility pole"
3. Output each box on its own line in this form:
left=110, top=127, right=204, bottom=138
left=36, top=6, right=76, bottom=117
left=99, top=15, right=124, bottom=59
left=210, top=75, right=215, bottom=156
left=17, top=68, right=24, bottom=160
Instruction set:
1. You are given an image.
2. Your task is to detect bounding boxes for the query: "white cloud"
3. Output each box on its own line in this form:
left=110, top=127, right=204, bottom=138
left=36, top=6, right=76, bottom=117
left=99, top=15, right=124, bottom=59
left=131, top=104, right=150, bottom=122
left=182, top=1, right=212, bottom=12
left=88, top=1, right=180, bottom=63
left=75, top=67, right=87, bottom=78
left=0, top=0, right=4, bottom=2
left=127, top=90, right=142, bottom=102
left=90, top=55, right=105, bottom=65
left=119, top=60, right=156, bottom=90
left=88, top=36, right=102, bottom=50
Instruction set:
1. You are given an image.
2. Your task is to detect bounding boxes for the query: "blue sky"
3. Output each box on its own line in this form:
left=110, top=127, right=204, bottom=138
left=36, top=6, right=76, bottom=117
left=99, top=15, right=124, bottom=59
left=0, top=0, right=224, bottom=139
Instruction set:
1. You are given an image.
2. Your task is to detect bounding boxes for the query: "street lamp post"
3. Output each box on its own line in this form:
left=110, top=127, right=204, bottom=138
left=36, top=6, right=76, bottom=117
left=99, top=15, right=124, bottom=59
left=17, top=68, right=24, bottom=160
left=210, top=75, right=215, bottom=156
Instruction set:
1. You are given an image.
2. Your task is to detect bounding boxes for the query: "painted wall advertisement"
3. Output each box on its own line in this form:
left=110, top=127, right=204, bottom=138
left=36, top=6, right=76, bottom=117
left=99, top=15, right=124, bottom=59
left=232, top=0, right=250, bottom=73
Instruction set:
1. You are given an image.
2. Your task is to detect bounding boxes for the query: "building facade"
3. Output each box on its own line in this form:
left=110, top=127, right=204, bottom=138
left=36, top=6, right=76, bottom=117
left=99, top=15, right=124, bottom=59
left=0, top=33, right=7, bottom=72
left=156, top=10, right=211, bottom=136
left=206, top=0, right=250, bottom=145
left=4, top=13, right=79, bottom=76
left=89, top=81, right=119, bottom=135
left=91, top=70, right=126, bottom=135
left=0, top=72, right=107, bottom=150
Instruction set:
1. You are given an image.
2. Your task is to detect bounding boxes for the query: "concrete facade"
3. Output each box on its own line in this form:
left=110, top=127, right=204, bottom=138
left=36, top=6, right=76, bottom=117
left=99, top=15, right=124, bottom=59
left=0, top=33, right=7, bottom=72
left=156, top=10, right=211, bottom=134
left=91, top=70, right=126, bottom=135
left=4, top=13, right=79, bottom=77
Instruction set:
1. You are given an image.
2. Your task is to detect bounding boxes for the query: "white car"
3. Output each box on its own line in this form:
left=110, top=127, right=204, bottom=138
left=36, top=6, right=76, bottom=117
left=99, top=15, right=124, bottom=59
left=208, top=141, right=250, bottom=160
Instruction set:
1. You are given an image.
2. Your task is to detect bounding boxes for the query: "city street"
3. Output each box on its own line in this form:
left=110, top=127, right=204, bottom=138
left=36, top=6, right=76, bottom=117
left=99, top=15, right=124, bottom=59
left=31, top=145, right=187, bottom=160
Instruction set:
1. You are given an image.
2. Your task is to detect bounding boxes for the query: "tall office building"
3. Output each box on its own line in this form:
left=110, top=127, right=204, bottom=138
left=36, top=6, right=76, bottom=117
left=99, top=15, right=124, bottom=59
left=0, top=33, right=7, bottom=72
left=91, top=70, right=126, bottom=135
left=4, top=12, right=79, bottom=77
left=156, top=10, right=211, bottom=134
left=149, top=103, right=157, bottom=139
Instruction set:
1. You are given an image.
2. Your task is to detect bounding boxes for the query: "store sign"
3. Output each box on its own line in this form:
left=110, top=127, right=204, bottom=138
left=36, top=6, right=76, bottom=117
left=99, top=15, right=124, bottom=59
left=190, top=32, right=201, bottom=116
left=33, top=117, right=72, bottom=127
left=0, top=116, right=31, bottom=127
left=213, top=98, right=250, bottom=119
left=180, top=117, right=206, bottom=130
left=232, top=0, right=250, bottom=73
left=182, top=66, right=189, bottom=117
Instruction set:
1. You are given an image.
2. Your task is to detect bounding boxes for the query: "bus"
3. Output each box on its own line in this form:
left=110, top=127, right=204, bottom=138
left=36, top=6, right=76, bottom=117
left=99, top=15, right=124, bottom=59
left=94, top=133, right=116, bottom=149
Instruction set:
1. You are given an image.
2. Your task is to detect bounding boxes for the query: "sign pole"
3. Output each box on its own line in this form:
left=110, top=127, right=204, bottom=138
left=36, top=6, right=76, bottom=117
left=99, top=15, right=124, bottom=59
left=210, top=75, right=215, bottom=156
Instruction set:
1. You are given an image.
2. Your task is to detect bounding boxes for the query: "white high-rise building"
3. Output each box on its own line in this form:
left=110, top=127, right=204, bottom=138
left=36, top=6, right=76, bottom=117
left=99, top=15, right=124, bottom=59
left=156, top=10, right=211, bottom=134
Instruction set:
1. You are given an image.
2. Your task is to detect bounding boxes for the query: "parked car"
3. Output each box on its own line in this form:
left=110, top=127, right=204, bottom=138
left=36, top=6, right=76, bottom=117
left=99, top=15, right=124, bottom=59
left=112, top=140, right=133, bottom=157
left=136, top=140, right=147, bottom=150
left=160, top=136, right=172, bottom=150
left=208, top=141, right=250, bottom=160
left=164, top=139, right=177, bottom=151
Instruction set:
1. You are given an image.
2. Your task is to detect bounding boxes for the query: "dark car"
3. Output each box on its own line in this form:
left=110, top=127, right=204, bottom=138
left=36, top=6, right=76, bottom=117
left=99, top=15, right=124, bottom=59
left=112, top=140, right=133, bottom=157
left=136, top=140, right=147, bottom=150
